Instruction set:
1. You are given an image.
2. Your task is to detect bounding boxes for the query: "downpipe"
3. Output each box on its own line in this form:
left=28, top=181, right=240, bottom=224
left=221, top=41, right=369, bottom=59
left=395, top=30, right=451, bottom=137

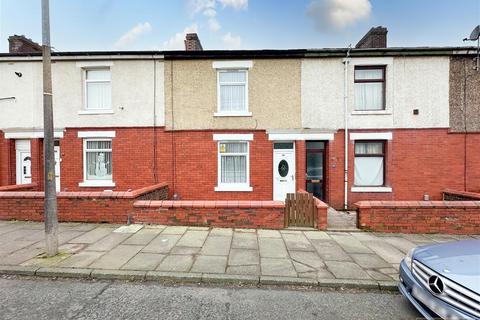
left=343, top=47, right=351, bottom=211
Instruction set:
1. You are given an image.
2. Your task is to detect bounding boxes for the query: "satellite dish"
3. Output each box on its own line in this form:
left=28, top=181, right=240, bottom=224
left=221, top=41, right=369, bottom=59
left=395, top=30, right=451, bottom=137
left=468, top=25, right=480, bottom=41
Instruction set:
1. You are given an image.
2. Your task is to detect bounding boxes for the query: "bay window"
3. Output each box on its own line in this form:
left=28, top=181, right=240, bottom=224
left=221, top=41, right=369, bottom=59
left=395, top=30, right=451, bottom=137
left=354, top=141, right=385, bottom=186
left=354, top=66, right=385, bottom=111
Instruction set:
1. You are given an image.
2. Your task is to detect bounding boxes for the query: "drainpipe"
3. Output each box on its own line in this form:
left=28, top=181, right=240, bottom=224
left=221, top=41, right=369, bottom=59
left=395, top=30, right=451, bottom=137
left=343, top=46, right=351, bottom=210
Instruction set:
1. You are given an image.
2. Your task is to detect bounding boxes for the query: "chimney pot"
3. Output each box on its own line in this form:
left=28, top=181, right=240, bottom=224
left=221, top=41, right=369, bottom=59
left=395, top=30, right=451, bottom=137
left=184, top=33, right=203, bottom=51
left=355, top=26, right=388, bottom=49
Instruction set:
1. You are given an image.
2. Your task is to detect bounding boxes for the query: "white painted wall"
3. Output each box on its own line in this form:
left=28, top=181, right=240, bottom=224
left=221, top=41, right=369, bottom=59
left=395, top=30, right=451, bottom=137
left=0, top=58, right=165, bottom=130
left=301, top=56, right=450, bottom=129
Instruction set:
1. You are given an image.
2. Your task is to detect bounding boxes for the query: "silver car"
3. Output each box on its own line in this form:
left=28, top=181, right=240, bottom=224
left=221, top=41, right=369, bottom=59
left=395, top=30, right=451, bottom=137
left=399, top=239, right=480, bottom=319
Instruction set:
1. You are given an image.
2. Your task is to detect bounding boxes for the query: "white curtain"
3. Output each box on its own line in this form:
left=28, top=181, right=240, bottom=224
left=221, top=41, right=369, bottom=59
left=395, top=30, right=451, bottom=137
left=354, top=82, right=383, bottom=110
left=354, top=68, right=384, bottom=111
left=354, top=157, right=384, bottom=186
left=219, top=71, right=246, bottom=112
left=86, top=141, right=112, bottom=180
left=220, top=85, right=245, bottom=111
left=87, top=82, right=111, bottom=110
left=221, top=155, right=246, bottom=183
left=86, top=69, right=111, bottom=110
left=355, top=142, right=383, bottom=154
left=220, top=142, right=247, bottom=183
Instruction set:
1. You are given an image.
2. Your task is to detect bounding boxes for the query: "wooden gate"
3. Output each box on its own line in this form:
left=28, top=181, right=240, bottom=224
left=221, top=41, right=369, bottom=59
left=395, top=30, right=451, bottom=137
left=285, top=192, right=316, bottom=227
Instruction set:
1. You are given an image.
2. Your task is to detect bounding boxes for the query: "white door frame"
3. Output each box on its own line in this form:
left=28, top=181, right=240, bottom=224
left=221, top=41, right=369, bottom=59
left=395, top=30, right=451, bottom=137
left=15, top=140, right=32, bottom=185
left=273, top=142, right=296, bottom=201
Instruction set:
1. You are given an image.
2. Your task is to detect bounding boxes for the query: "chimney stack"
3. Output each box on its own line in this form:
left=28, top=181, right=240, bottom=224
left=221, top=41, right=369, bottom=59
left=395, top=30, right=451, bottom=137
left=355, top=26, right=388, bottom=49
left=8, top=35, right=42, bottom=54
left=184, top=33, right=203, bottom=51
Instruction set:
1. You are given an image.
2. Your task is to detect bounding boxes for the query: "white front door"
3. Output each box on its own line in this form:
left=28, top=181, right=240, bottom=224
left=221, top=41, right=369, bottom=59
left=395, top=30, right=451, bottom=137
left=15, top=140, right=31, bottom=185
left=273, top=142, right=296, bottom=201
left=54, top=144, right=61, bottom=192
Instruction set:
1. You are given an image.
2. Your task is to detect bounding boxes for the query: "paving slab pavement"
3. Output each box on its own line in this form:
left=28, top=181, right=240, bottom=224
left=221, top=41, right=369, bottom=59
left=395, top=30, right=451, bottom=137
left=261, top=258, right=297, bottom=277
left=89, top=245, right=143, bottom=269
left=156, top=254, right=194, bottom=272
left=121, top=253, right=165, bottom=271
left=200, top=236, right=232, bottom=256
left=1, top=221, right=478, bottom=290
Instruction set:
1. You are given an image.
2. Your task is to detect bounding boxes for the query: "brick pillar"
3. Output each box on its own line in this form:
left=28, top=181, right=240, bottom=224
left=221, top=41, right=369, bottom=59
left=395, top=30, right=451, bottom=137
left=0, top=132, right=13, bottom=185
left=30, top=139, right=43, bottom=190
left=295, top=140, right=306, bottom=191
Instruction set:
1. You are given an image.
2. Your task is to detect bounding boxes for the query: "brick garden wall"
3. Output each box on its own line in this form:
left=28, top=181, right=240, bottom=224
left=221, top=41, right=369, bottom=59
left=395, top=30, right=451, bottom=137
left=443, top=189, right=480, bottom=201
left=356, top=201, right=480, bottom=234
left=133, top=196, right=328, bottom=230
left=133, top=200, right=286, bottom=229
left=0, top=183, right=38, bottom=191
left=0, top=183, right=168, bottom=224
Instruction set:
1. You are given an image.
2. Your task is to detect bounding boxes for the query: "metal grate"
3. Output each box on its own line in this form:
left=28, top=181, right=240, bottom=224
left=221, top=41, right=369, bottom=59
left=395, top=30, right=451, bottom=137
left=412, top=260, right=480, bottom=318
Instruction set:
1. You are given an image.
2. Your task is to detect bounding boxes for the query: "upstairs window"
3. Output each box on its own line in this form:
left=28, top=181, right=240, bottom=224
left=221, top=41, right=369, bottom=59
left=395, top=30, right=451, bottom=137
left=85, top=69, right=111, bottom=110
left=354, top=66, right=385, bottom=111
left=354, top=141, right=385, bottom=186
left=217, top=70, right=248, bottom=115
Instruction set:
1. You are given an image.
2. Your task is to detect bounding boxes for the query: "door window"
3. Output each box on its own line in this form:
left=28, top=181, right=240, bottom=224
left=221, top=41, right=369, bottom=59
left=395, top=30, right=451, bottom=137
left=278, top=159, right=289, bottom=177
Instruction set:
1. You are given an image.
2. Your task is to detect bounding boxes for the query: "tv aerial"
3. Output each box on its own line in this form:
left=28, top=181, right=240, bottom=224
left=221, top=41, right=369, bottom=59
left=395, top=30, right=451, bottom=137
left=463, top=25, right=480, bottom=70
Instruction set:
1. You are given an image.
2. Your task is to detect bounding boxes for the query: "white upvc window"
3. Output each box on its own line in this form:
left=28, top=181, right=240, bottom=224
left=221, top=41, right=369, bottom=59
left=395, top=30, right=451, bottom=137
left=354, top=66, right=386, bottom=111
left=354, top=141, right=385, bottom=187
left=84, top=68, right=111, bottom=111
left=80, top=139, right=115, bottom=187
left=215, top=69, right=250, bottom=116
left=215, top=141, right=252, bottom=191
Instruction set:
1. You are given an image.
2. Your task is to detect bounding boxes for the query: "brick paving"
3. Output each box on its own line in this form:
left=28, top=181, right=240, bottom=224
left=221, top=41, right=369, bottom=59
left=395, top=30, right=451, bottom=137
left=0, top=221, right=477, bottom=283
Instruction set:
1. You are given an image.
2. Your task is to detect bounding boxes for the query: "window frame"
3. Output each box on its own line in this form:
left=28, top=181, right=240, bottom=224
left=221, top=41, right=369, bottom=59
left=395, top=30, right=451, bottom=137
left=80, top=138, right=115, bottom=187
left=215, top=141, right=252, bottom=192
left=215, top=69, right=251, bottom=117
left=83, top=68, right=112, bottom=112
left=353, top=140, right=386, bottom=187
left=354, top=65, right=386, bottom=111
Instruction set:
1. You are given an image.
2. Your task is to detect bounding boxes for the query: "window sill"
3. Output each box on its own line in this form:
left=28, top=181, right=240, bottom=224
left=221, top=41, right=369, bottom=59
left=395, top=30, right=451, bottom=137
left=79, top=181, right=116, bottom=187
left=78, top=110, right=114, bottom=115
left=215, top=185, right=253, bottom=192
left=351, top=186, right=392, bottom=193
left=351, top=110, right=391, bottom=115
left=214, top=112, right=252, bottom=117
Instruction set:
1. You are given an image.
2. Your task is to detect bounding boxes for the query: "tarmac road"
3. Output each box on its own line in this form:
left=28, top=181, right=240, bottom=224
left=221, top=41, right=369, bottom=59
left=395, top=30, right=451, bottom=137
left=0, top=277, right=422, bottom=320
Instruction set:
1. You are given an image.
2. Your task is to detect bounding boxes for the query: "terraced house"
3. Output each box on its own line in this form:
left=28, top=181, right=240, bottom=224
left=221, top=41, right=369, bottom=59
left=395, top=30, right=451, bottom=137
left=0, top=28, right=479, bottom=213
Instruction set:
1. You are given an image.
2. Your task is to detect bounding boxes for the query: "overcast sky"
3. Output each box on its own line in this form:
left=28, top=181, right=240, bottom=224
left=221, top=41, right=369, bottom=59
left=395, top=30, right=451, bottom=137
left=1, top=0, right=479, bottom=52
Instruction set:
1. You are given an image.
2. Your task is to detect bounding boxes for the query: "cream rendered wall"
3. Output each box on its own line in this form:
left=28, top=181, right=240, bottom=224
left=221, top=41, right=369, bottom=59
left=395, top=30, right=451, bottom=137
left=301, top=56, right=450, bottom=129
left=0, top=59, right=164, bottom=130
left=164, top=59, right=301, bottom=130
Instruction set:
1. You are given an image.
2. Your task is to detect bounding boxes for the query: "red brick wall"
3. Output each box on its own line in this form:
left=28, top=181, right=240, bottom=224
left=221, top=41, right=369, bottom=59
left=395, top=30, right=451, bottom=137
left=172, top=130, right=273, bottom=200
left=1, top=128, right=479, bottom=208
left=133, top=200, right=285, bottom=229
left=30, top=139, right=43, bottom=190
left=0, top=183, right=168, bottom=223
left=59, top=127, right=173, bottom=192
left=0, top=183, right=38, bottom=191
left=0, top=132, right=14, bottom=185
left=356, top=201, right=480, bottom=234
left=325, top=129, right=480, bottom=209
